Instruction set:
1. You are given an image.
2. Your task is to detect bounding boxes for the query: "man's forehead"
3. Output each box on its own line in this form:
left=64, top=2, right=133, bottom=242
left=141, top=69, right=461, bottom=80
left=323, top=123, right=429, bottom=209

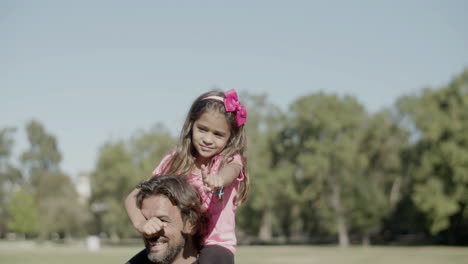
left=141, top=195, right=181, bottom=218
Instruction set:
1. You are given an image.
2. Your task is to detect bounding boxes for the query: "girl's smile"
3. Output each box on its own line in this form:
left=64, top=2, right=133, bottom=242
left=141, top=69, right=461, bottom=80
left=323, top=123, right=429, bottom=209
left=192, top=110, right=231, bottom=163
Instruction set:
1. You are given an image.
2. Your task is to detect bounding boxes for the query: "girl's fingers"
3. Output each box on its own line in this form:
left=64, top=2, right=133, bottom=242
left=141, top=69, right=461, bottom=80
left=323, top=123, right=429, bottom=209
left=204, top=175, right=215, bottom=188
left=200, top=166, right=222, bottom=192
left=142, top=217, right=166, bottom=235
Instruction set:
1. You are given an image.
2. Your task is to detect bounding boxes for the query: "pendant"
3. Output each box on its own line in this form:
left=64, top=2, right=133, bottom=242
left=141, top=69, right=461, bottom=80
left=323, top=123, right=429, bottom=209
left=215, top=187, right=224, bottom=199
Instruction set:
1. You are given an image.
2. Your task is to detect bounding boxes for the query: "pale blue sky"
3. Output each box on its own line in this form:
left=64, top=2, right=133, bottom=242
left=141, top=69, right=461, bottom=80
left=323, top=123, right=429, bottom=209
left=2, top=0, right=467, bottom=178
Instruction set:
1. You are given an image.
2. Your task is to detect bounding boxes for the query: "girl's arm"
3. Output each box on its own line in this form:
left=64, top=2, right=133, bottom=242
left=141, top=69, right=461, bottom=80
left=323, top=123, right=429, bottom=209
left=124, top=187, right=166, bottom=236
left=202, top=162, right=241, bottom=191
left=124, top=188, right=146, bottom=229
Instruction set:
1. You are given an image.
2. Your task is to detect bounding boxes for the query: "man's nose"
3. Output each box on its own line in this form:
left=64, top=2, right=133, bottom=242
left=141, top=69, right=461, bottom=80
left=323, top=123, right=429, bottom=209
left=145, top=229, right=165, bottom=240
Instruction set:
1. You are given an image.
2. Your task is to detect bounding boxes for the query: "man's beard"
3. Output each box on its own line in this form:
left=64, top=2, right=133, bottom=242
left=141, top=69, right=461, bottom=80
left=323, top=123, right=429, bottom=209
left=145, top=236, right=185, bottom=264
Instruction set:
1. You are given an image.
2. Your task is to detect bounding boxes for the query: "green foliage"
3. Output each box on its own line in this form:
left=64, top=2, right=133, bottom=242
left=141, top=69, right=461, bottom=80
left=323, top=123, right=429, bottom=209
left=90, top=141, right=137, bottom=237
left=236, top=92, right=291, bottom=240
left=91, top=141, right=136, bottom=202
left=0, top=127, right=23, bottom=236
left=21, top=120, right=61, bottom=172
left=37, top=172, right=90, bottom=239
left=6, top=188, right=39, bottom=236
left=398, top=68, right=468, bottom=234
left=90, top=123, right=175, bottom=238
left=101, top=198, right=138, bottom=239
left=237, top=92, right=411, bottom=245
left=350, top=110, right=409, bottom=237
left=277, top=93, right=369, bottom=243
left=19, top=120, right=87, bottom=239
left=0, top=127, right=22, bottom=190
left=0, top=127, right=16, bottom=158
left=129, top=123, right=175, bottom=182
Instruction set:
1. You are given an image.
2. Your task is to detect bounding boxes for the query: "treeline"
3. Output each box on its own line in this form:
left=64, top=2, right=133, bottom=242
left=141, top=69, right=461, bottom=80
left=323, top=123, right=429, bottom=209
left=1, top=69, right=467, bottom=246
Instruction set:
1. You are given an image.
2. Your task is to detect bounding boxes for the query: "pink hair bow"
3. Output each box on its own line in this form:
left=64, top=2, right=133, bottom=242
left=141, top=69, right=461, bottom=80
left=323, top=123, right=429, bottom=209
left=224, top=89, right=247, bottom=126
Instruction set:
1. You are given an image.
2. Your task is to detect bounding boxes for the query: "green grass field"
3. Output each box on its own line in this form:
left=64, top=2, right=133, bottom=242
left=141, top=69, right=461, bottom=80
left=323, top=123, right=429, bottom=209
left=1, top=242, right=467, bottom=264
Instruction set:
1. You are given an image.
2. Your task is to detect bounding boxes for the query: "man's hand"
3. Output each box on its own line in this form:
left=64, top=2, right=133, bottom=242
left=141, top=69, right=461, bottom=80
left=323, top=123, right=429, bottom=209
left=201, top=164, right=223, bottom=192
left=136, top=217, right=166, bottom=237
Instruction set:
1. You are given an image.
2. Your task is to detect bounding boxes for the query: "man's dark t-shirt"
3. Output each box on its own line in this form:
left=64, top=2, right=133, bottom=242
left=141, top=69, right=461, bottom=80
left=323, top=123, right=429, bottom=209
left=126, top=248, right=198, bottom=264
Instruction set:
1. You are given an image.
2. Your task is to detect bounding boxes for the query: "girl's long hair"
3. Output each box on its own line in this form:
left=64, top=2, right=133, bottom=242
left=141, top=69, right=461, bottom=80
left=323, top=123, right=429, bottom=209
left=163, top=90, right=249, bottom=205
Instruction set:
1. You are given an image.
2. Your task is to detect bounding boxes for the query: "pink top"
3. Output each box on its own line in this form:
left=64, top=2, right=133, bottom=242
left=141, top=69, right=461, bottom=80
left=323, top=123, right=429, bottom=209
left=152, top=153, right=244, bottom=254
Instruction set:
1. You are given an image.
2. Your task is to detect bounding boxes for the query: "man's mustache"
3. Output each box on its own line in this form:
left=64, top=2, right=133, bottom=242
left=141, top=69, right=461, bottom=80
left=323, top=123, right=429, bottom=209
left=145, top=236, right=169, bottom=244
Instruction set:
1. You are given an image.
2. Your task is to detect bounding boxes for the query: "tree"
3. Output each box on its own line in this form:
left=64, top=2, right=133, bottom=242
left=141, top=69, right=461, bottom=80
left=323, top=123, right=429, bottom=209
left=397, top=69, right=468, bottom=238
left=20, top=120, right=86, bottom=240
left=236, top=92, right=290, bottom=242
left=0, top=127, right=22, bottom=237
left=350, top=110, right=409, bottom=244
left=90, top=141, right=137, bottom=239
left=38, top=171, right=89, bottom=239
left=277, top=93, right=368, bottom=246
left=129, top=123, right=175, bottom=180
left=90, top=123, right=175, bottom=240
left=6, top=188, right=39, bottom=238
left=21, top=120, right=61, bottom=174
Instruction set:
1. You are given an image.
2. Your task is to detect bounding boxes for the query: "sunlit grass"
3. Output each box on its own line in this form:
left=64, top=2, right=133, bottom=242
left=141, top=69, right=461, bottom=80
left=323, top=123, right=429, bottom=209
left=0, top=242, right=467, bottom=264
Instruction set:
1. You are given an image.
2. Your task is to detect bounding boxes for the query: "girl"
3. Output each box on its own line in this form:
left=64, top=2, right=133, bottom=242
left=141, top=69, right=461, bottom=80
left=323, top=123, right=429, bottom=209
left=125, top=89, right=249, bottom=264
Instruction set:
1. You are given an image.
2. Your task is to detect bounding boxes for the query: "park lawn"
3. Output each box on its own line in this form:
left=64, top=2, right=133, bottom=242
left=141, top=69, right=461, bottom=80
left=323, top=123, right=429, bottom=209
left=0, top=243, right=467, bottom=264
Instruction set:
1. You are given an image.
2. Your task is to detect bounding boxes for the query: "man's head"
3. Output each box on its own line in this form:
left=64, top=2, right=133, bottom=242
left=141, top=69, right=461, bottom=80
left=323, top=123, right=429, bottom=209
left=136, top=175, right=205, bottom=264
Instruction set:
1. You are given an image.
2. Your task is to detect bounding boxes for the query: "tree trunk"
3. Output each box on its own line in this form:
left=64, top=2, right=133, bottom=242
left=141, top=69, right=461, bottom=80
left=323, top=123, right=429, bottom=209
left=337, top=212, right=349, bottom=247
left=329, top=176, right=349, bottom=247
left=258, top=209, right=273, bottom=242
left=110, top=232, right=120, bottom=243
left=389, top=176, right=402, bottom=206
left=362, top=232, right=370, bottom=246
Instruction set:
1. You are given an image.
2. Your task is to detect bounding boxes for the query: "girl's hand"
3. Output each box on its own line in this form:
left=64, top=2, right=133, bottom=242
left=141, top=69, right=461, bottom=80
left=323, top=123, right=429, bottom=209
left=136, top=217, right=166, bottom=237
left=201, top=164, right=223, bottom=192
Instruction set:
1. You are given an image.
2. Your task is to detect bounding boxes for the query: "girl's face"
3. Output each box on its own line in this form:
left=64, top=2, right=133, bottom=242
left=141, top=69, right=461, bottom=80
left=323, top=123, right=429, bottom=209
left=191, top=110, right=231, bottom=164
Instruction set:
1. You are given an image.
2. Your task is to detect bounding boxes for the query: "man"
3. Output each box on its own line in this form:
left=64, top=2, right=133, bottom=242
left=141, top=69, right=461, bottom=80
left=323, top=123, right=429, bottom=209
left=126, top=175, right=206, bottom=264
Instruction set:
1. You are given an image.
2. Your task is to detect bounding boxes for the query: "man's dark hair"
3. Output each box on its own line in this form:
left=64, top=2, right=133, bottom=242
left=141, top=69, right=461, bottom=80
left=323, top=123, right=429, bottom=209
left=136, top=175, right=207, bottom=249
